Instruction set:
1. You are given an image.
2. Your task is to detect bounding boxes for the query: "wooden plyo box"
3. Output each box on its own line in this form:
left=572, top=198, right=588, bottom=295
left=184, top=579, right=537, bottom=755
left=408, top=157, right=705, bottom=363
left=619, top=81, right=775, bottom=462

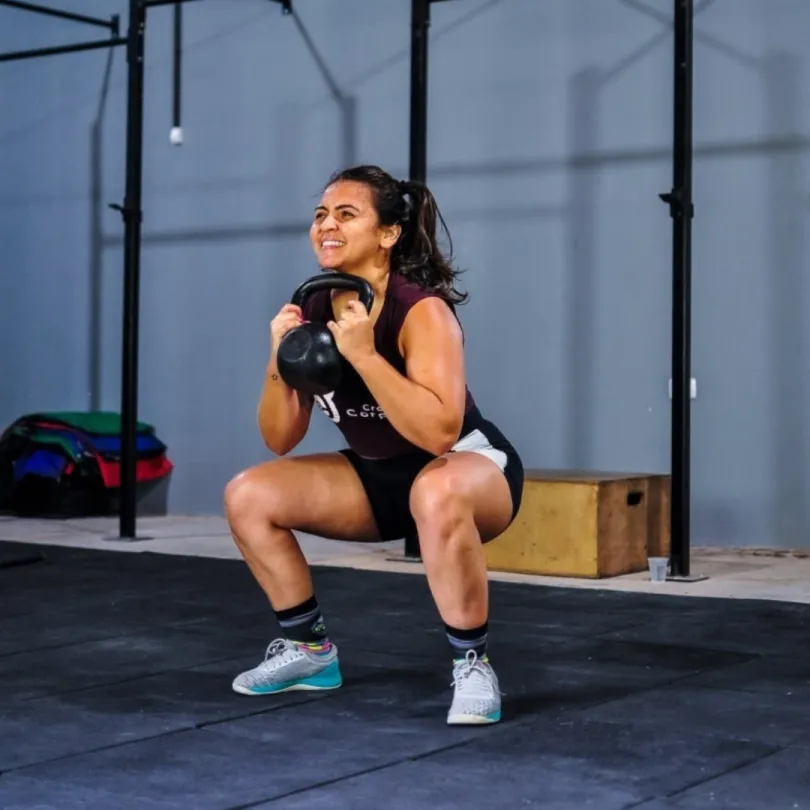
left=483, top=469, right=671, bottom=579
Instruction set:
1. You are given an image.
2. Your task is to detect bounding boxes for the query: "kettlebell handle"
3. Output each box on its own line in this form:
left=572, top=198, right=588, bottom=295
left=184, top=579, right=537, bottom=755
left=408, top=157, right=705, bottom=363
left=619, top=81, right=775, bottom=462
left=290, top=272, right=375, bottom=314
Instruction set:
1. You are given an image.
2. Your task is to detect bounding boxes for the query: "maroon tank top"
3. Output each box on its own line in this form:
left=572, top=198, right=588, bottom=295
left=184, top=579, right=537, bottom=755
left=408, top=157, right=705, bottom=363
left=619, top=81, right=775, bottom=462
left=302, top=272, right=475, bottom=459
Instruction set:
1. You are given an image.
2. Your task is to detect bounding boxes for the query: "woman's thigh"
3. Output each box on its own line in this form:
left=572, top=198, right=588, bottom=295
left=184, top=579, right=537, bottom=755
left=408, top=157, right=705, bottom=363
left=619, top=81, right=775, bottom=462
left=225, top=452, right=381, bottom=542
left=410, top=451, right=515, bottom=543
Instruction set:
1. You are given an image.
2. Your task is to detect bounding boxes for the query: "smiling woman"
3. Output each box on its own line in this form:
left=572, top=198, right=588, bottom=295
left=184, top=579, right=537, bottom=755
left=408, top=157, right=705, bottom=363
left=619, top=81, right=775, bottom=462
left=223, top=163, right=525, bottom=726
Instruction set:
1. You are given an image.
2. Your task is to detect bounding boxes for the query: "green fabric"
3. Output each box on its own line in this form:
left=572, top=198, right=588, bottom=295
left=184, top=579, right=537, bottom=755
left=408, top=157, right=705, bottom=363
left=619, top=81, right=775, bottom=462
left=33, top=411, right=155, bottom=436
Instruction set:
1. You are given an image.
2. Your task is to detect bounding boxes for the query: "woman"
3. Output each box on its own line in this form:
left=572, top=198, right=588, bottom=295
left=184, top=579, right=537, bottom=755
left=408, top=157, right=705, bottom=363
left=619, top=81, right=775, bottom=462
left=224, top=164, right=524, bottom=725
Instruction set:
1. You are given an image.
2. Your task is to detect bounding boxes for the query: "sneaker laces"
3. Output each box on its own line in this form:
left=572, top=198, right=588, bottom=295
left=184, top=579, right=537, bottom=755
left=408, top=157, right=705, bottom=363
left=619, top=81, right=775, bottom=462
left=450, top=649, right=502, bottom=697
left=261, top=638, right=301, bottom=666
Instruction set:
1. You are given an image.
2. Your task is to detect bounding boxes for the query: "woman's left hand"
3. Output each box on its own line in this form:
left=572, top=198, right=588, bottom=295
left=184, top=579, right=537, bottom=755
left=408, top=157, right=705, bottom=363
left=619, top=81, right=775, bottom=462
left=327, top=300, right=376, bottom=367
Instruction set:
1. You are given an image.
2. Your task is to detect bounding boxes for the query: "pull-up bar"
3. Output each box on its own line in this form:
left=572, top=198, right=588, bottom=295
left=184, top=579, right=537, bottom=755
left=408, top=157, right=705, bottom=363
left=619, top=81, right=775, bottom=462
left=121, top=0, right=290, bottom=541
left=0, top=0, right=291, bottom=542
left=0, top=0, right=697, bottom=578
left=402, top=0, right=696, bottom=578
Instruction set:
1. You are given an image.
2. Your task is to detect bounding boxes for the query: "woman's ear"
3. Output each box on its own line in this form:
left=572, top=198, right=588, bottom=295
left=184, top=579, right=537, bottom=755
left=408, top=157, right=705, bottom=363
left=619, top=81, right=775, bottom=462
left=380, top=223, right=402, bottom=250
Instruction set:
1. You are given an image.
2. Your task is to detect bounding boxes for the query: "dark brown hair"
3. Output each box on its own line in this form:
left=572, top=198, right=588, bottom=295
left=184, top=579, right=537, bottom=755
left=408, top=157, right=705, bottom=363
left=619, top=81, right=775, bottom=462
left=324, top=164, right=468, bottom=306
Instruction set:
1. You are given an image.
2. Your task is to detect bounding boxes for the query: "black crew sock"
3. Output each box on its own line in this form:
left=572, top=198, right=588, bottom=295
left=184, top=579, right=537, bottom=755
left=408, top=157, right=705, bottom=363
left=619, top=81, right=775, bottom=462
left=275, top=595, right=331, bottom=653
left=445, top=621, right=488, bottom=663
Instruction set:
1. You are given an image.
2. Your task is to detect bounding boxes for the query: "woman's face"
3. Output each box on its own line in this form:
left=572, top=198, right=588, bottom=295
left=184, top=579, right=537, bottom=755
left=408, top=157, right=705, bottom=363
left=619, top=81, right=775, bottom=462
left=310, top=180, right=399, bottom=271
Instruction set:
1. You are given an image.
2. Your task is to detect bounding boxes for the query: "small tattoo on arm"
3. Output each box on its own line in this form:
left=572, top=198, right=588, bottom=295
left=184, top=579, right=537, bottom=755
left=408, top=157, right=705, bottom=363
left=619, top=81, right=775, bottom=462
left=271, top=373, right=279, bottom=380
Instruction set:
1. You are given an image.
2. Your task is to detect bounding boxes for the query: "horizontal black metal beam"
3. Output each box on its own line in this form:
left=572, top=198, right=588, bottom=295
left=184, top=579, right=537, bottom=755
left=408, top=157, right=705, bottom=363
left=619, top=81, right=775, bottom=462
left=144, top=0, right=201, bottom=7
left=144, top=0, right=290, bottom=7
left=0, top=35, right=125, bottom=63
left=0, top=0, right=117, bottom=31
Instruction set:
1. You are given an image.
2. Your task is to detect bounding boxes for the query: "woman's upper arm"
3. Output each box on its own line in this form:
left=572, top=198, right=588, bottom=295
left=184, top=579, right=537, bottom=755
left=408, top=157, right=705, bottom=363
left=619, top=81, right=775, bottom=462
left=399, top=296, right=467, bottom=417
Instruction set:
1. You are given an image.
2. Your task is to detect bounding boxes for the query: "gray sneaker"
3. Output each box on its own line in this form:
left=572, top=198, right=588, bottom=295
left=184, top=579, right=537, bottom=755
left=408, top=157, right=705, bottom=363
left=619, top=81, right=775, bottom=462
left=447, top=649, right=502, bottom=725
left=231, top=638, right=342, bottom=695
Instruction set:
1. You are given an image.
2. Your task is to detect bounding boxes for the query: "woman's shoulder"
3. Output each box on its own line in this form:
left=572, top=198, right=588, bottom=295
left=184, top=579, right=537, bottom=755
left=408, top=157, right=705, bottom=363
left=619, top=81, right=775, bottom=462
left=385, top=272, right=465, bottom=346
left=388, top=271, right=452, bottom=309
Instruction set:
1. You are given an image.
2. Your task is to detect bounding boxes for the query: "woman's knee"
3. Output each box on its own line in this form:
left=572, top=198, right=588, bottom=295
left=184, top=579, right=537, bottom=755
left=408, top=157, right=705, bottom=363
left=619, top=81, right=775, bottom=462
left=224, top=464, right=283, bottom=529
left=409, top=464, right=471, bottom=538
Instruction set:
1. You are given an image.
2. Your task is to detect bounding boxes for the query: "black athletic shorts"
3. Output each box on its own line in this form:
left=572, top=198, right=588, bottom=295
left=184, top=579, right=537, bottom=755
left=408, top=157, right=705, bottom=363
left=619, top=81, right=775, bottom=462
left=339, top=405, right=524, bottom=543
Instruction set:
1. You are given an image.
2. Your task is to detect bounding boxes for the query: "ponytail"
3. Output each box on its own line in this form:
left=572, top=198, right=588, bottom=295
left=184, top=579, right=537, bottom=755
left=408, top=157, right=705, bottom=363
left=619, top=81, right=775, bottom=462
left=393, top=179, right=468, bottom=306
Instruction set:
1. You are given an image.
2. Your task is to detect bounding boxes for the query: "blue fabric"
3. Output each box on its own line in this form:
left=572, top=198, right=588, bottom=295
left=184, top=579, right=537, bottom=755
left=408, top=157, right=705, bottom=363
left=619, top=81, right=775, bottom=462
left=13, top=450, right=67, bottom=483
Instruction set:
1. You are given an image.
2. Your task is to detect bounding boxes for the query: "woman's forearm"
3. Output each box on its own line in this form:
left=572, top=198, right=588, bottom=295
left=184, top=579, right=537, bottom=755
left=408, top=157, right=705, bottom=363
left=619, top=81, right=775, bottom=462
left=257, top=356, right=311, bottom=455
left=352, top=352, right=462, bottom=456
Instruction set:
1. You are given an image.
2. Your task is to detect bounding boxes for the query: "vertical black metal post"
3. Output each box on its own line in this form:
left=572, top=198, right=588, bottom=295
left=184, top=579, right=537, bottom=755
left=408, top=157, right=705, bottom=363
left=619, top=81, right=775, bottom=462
left=172, top=3, right=182, bottom=135
left=660, top=0, right=694, bottom=577
left=409, top=0, right=430, bottom=184
left=402, top=0, right=431, bottom=561
left=117, top=0, right=147, bottom=539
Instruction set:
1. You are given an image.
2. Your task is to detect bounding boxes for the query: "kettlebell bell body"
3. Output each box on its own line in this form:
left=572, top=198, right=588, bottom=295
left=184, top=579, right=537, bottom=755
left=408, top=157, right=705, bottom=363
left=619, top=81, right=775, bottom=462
left=276, top=272, right=375, bottom=397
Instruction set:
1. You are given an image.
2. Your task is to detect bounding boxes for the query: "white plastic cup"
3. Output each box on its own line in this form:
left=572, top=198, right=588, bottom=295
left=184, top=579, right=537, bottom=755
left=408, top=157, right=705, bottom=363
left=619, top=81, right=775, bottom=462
left=648, top=557, right=668, bottom=583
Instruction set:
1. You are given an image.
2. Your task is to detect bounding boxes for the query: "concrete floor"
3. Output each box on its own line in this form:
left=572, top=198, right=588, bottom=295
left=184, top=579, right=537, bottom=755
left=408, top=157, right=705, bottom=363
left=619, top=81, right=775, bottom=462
left=2, top=514, right=809, bottom=605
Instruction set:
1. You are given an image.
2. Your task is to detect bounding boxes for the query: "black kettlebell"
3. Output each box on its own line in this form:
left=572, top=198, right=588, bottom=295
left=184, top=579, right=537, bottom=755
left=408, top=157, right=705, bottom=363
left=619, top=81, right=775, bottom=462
left=276, top=272, right=375, bottom=397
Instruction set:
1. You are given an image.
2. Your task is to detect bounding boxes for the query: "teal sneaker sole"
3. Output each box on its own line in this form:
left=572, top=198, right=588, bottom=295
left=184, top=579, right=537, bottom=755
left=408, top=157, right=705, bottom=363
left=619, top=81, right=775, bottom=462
left=446, top=708, right=501, bottom=725
left=232, top=660, right=343, bottom=696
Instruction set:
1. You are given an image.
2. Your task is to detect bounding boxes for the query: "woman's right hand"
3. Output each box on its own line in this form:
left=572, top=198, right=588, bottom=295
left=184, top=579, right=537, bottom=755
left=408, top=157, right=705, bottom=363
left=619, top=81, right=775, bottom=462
left=270, top=304, right=304, bottom=351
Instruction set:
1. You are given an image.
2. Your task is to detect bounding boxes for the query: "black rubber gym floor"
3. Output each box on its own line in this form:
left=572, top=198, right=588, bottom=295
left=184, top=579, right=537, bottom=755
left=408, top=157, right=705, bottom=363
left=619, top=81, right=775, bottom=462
left=1, top=539, right=809, bottom=809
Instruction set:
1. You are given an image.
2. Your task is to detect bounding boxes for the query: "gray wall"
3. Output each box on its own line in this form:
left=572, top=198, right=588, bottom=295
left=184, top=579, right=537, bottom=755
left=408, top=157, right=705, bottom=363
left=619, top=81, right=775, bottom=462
left=0, top=0, right=808, bottom=549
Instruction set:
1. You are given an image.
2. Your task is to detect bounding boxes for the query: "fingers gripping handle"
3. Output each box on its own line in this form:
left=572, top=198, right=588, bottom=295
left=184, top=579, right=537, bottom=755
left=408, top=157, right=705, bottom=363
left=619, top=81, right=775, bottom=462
left=290, top=272, right=374, bottom=314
